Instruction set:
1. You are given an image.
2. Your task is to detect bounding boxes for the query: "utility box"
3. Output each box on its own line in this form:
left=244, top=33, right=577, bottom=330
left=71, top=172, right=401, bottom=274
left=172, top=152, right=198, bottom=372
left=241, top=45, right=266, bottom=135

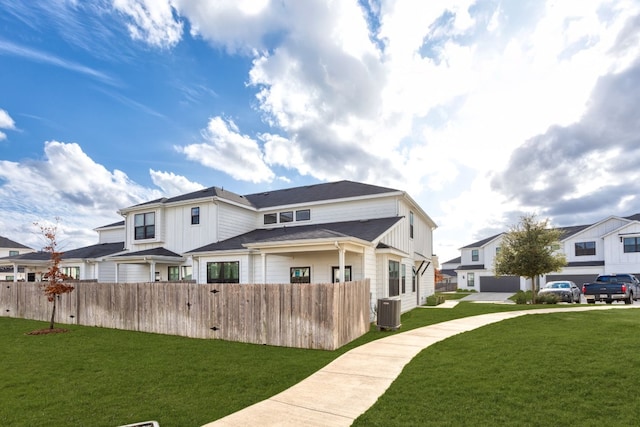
left=376, top=298, right=401, bottom=331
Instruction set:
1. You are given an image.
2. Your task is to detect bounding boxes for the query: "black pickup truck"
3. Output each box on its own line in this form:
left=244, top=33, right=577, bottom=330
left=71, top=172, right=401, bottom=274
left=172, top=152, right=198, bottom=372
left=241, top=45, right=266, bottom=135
left=582, top=274, right=640, bottom=304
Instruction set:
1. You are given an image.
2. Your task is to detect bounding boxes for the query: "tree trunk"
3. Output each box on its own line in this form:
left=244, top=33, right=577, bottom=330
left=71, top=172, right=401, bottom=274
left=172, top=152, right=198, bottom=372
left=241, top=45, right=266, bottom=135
left=531, top=276, right=537, bottom=304
left=49, top=297, right=56, bottom=330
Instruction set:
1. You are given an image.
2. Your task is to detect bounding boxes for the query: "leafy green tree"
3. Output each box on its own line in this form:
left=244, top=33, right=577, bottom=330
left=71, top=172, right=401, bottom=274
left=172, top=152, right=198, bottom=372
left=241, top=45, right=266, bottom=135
left=35, top=219, right=74, bottom=329
left=493, top=214, right=567, bottom=303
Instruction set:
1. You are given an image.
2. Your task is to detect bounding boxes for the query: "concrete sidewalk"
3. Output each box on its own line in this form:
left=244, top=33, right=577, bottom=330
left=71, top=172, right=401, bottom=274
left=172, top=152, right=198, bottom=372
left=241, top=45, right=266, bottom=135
left=203, top=304, right=638, bottom=427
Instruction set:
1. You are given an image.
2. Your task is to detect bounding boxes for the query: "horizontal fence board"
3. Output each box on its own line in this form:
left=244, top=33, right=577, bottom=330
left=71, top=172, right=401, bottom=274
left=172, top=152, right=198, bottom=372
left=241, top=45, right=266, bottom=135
left=0, top=280, right=370, bottom=350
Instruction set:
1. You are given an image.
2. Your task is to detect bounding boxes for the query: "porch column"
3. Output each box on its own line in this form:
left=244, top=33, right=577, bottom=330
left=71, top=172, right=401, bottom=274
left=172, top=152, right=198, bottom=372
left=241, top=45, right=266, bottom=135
left=192, top=257, right=199, bottom=283
left=337, top=244, right=346, bottom=282
left=115, top=263, right=119, bottom=283
left=149, top=261, right=156, bottom=281
left=261, top=253, right=267, bottom=284
left=12, top=263, right=18, bottom=282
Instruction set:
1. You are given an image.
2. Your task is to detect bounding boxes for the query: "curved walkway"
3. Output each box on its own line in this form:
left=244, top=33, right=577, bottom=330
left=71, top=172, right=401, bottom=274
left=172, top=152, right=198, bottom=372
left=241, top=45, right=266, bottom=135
left=203, top=303, right=638, bottom=427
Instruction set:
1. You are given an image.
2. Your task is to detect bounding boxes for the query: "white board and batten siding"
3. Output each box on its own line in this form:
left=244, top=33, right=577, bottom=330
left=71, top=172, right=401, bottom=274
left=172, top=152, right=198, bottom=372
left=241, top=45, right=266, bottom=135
left=561, top=218, right=627, bottom=265
left=97, top=226, right=125, bottom=244
left=602, top=222, right=640, bottom=273
left=163, top=202, right=218, bottom=253
left=217, top=203, right=257, bottom=241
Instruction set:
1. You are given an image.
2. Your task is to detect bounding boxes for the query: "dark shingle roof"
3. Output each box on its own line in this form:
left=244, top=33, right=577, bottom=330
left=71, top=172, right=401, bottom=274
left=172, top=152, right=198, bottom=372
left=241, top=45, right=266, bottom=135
left=165, top=187, right=253, bottom=207
left=126, top=180, right=400, bottom=211
left=557, top=224, right=591, bottom=240
left=114, top=247, right=183, bottom=257
left=188, top=216, right=403, bottom=253
left=0, top=242, right=125, bottom=262
left=62, top=242, right=125, bottom=259
left=0, top=251, right=50, bottom=261
left=442, top=256, right=461, bottom=264
left=462, top=234, right=503, bottom=249
left=0, top=236, right=32, bottom=250
left=457, top=264, right=485, bottom=270
left=95, top=221, right=125, bottom=229
left=243, top=180, right=400, bottom=209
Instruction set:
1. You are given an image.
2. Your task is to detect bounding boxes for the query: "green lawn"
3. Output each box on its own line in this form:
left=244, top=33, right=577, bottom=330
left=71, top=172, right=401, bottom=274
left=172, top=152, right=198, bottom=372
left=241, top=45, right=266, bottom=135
left=354, top=308, right=640, bottom=426
left=0, top=303, right=629, bottom=426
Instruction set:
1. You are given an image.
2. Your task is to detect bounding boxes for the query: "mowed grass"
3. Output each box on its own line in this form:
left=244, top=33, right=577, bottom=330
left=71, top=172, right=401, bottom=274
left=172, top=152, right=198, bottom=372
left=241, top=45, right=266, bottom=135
left=0, top=303, right=620, bottom=426
left=354, top=308, right=640, bottom=426
left=0, top=318, right=338, bottom=427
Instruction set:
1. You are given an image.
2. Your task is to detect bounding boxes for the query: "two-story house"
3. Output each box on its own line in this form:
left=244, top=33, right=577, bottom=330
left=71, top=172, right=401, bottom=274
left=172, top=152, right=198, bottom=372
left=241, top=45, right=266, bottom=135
left=456, top=214, right=640, bottom=292
left=107, top=180, right=438, bottom=312
left=0, top=236, right=34, bottom=281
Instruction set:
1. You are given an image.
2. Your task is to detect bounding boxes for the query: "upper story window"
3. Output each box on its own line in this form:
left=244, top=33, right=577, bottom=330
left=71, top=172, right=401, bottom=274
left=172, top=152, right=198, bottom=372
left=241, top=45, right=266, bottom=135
left=623, top=237, right=640, bottom=253
left=9, top=250, right=18, bottom=256
left=134, top=212, right=155, bottom=240
left=264, top=213, right=277, bottom=224
left=471, top=249, right=479, bottom=262
left=296, top=209, right=310, bottom=221
left=575, top=241, right=596, bottom=256
left=409, top=211, right=414, bottom=239
left=191, top=207, right=200, bottom=225
left=265, top=209, right=311, bottom=224
left=280, top=211, right=293, bottom=223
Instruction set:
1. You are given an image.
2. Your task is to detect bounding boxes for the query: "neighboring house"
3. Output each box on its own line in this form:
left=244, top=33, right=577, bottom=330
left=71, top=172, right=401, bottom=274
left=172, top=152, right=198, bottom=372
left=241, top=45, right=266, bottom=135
left=438, top=256, right=460, bottom=288
left=456, top=214, right=640, bottom=292
left=0, top=236, right=35, bottom=281
left=0, top=223, right=125, bottom=282
left=108, top=180, right=437, bottom=313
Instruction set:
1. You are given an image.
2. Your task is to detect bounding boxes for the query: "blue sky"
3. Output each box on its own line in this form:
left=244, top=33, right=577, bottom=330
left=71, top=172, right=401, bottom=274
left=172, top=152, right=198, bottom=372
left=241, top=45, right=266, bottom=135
left=1, top=0, right=640, bottom=263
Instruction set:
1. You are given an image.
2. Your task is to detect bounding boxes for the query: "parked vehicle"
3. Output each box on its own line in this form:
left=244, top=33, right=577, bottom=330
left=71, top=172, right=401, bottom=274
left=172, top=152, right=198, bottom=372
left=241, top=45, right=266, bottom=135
left=538, top=281, right=581, bottom=303
left=581, top=274, right=640, bottom=304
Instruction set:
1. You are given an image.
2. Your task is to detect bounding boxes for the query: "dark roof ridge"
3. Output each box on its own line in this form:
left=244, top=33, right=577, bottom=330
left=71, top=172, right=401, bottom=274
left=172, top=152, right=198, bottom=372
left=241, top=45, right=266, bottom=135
left=0, top=236, right=32, bottom=249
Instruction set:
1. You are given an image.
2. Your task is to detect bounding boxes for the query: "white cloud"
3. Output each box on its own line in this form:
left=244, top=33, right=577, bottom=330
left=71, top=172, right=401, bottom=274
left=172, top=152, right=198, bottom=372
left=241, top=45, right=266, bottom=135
left=176, top=116, right=275, bottom=183
left=149, top=169, right=204, bottom=196
left=113, top=0, right=183, bottom=48
left=0, top=141, right=167, bottom=250
left=0, top=108, right=16, bottom=130
left=109, top=0, right=640, bottom=260
left=0, top=108, right=15, bottom=140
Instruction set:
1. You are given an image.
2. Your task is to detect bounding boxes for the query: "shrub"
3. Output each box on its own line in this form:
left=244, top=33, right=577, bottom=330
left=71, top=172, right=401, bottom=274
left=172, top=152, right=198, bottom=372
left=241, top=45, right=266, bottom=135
left=426, top=295, right=446, bottom=306
left=511, top=290, right=532, bottom=304
left=536, top=293, right=559, bottom=304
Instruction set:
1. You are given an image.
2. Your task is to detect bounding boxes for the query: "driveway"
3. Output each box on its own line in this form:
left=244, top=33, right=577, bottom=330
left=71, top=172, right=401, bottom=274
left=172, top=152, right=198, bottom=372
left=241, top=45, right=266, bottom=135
left=460, top=292, right=515, bottom=303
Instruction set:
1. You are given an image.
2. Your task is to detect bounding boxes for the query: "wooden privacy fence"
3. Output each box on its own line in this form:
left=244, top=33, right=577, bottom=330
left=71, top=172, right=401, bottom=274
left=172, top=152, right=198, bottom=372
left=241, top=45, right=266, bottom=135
left=0, top=279, right=370, bottom=350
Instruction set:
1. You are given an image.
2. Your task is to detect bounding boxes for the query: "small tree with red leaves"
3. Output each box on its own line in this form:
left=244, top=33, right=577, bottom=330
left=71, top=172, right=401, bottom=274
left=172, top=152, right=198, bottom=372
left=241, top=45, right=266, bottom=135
left=35, top=220, right=74, bottom=330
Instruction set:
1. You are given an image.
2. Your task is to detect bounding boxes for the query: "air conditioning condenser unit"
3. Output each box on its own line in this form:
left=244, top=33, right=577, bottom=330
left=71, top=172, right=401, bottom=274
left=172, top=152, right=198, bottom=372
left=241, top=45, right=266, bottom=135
left=376, top=298, right=401, bottom=331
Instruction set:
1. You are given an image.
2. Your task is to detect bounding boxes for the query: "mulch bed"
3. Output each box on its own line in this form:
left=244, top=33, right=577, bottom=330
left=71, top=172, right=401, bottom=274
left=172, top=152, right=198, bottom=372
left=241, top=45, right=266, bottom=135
left=27, top=328, right=70, bottom=335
